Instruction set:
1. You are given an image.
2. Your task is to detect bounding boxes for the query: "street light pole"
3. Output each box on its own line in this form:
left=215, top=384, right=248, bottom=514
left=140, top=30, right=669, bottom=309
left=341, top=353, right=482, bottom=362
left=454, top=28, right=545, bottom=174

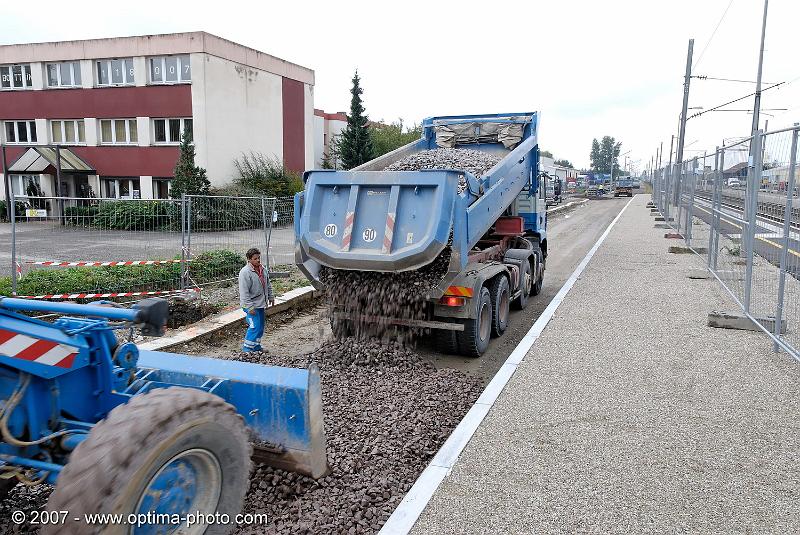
left=674, top=39, right=695, bottom=208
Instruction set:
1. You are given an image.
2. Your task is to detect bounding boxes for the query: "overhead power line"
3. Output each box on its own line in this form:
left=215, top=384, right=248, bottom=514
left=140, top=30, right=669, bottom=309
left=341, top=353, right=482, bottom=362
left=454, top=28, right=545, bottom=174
left=693, top=75, right=776, bottom=84
left=687, top=80, right=786, bottom=120
left=693, top=0, right=736, bottom=70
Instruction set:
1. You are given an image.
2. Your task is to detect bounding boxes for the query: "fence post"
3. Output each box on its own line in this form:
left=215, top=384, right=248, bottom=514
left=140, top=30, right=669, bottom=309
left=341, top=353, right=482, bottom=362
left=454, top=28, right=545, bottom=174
left=709, top=147, right=721, bottom=271
left=744, top=130, right=764, bottom=313
left=260, top=197, right=273, bottom=300
left=186, top=195, right=193, bottom=289
left=180, top=194, right=187, bottom=291
left=774, top=125, right=799, bottom=351
left=10, top=192, right=17, bottom=296
left=686, top=157, right=698, bottom=246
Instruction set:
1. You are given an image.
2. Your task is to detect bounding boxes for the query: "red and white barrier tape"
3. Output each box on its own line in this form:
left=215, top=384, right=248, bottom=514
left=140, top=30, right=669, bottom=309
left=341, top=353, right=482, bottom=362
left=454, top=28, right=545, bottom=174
left=25, top=259, right=190, bottom=267
left=18, top=288, right=199, bottom=300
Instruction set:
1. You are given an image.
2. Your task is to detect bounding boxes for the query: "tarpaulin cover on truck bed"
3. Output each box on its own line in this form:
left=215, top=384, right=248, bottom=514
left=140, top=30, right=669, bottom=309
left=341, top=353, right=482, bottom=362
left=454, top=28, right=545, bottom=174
left=433, top=121, right=524, bottom=149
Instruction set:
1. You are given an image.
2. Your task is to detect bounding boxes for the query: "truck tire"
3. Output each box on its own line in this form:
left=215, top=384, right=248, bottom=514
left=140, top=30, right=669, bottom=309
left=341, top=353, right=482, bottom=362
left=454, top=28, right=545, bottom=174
left=531, top=243, right=545, bottom=296
left=488, top=275, right=510, bottom=337
left=456, top=286, right=492, bottom=358
left=433, top=327, right=459, bottom=354
left=513, top=259, right=532, bottom=310
left=44, top=387, right=251, bottom=535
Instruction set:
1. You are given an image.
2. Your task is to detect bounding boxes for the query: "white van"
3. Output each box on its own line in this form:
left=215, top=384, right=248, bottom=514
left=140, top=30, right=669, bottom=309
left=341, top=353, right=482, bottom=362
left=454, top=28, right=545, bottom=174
left=728, top=178, right=741, bottom=188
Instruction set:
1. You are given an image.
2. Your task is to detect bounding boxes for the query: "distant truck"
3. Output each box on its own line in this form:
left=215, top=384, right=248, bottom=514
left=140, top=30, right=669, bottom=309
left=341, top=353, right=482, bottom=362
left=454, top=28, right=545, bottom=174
left=614, top=180, right=633, bottom=197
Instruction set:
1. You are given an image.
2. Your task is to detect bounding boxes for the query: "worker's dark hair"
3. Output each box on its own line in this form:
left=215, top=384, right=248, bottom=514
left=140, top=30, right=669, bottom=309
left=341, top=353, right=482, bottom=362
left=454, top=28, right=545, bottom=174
left=246, top=247, right=261, bottom=259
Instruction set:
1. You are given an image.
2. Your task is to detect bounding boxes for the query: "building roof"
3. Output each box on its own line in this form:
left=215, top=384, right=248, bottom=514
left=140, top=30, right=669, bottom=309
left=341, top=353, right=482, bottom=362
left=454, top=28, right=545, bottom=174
left=0, top=31, right=314, bottom=85
left=314, top=109, right=347, bottom=121
left=9, top=147, right=95, bottom=174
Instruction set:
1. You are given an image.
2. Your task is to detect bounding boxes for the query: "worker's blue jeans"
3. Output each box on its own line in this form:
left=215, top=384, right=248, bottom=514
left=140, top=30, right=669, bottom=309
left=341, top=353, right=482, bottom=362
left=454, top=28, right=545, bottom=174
left=242, top=308, right=265, bottom=352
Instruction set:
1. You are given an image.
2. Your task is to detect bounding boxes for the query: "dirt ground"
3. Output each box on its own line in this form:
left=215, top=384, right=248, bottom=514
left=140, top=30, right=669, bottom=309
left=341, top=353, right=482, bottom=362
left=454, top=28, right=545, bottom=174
left=174, top=196, right=631, bottom=385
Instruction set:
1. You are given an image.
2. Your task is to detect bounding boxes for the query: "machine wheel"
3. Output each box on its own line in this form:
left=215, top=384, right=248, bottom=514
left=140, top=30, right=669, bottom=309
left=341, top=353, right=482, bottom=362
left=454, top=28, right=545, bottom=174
left=456, top=287, right=492, bottom=358
left=531, top=243, right=545, bottom=296
left=0, top=478, right=16, bottom=500
left=433, top=327, right=460, bottom=354
left=44, top=387, right=251, bottom=535
left=513, top=259, right=533, bottom=310
left=488, top=275, right=510, bottom=337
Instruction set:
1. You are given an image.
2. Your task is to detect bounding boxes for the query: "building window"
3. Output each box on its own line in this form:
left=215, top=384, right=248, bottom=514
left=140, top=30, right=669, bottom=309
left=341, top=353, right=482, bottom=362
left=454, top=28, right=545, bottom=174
left=10, top=174, right=41, bottom=197
left=149, top=55, right=191, bottom=84
left=101, top=177, right=141, bottom=199
left=4, top=121, right=37, bottom=144
left=50, top=120, right=86, bottom=144
left=0, top=64, right=33, bottom=90
left=96, top=58, right=134, bottom=86
left=153, top=118, right=192, bottom=144
left=46, top=61, right=82, bottom=88
left=153, top=178, right=172, bottom=199
left=100, top=119, right=138, bottom=144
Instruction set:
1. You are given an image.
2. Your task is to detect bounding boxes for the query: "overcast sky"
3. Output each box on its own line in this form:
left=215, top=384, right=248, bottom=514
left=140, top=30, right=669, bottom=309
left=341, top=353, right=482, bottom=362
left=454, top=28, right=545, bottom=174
left=2, top=0, right=798, bottom=173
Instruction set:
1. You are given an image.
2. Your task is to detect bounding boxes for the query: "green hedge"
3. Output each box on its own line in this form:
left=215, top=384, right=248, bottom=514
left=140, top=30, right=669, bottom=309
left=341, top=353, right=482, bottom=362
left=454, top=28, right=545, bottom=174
left=0, top=249, right=246, bottom=297
left=61, top=199, right=266, bottom=232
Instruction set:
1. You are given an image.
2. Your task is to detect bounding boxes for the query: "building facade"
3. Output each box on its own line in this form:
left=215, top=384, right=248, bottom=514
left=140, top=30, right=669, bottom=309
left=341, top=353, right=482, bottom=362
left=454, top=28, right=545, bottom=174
left=313, top=109, right=347, bottom=168
left=0, top=32, right=315, bottom=201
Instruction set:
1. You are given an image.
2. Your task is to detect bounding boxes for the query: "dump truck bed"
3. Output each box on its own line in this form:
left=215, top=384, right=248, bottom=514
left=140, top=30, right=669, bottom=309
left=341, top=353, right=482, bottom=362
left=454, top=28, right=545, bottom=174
left=295, top=112, right=542, bottom=297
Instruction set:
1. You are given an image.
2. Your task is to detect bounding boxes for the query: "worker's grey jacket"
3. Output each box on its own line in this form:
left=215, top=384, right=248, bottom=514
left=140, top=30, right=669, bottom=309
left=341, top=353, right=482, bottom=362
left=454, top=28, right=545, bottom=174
left=238, top=264, right=274, bottom=310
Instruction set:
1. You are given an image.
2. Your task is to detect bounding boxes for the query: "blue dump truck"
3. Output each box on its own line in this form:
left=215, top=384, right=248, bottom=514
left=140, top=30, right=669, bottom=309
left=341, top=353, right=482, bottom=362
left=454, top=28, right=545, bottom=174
left=295, top=112, right=547, bottom=357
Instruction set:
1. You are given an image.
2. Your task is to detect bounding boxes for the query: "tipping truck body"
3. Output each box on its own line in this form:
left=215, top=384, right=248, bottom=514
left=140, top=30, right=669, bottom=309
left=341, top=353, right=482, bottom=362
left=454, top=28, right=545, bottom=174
left=295, top=112, right=547, bottom=356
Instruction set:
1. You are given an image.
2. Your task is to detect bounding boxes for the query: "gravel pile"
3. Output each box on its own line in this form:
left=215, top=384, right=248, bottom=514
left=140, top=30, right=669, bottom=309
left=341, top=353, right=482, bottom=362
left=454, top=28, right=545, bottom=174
left=0, top=341, right=482, bottom=535
left=231, top=342, right=482, bottom=534
left=385, top=148, right=501, bottom=194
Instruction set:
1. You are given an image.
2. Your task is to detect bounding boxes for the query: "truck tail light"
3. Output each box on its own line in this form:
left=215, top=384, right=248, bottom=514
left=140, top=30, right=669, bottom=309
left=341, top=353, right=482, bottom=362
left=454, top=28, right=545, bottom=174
left=440, top=296, right=465, bottom=307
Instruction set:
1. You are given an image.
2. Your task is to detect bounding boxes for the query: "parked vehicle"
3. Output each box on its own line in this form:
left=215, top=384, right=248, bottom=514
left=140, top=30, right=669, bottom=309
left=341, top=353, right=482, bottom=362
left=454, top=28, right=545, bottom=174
left=728, top=178, right=741, bottom=188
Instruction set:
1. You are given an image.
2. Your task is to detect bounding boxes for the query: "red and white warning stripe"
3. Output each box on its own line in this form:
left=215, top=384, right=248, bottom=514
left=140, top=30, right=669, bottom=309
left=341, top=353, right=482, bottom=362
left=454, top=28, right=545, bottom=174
left=382, top=212, right=396, bottom=254
left=25, top=259, right=190, bottom=268
left=341, top=211, right=355, bottom=251
left=18, top=289, right=199, bottom=300
left=0, top=329, right=79, bottom=368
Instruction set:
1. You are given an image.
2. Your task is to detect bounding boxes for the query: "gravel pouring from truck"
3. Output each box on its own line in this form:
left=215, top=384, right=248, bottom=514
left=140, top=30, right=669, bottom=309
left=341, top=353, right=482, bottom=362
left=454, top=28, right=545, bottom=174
left=295, top=112, right=547, bottom=357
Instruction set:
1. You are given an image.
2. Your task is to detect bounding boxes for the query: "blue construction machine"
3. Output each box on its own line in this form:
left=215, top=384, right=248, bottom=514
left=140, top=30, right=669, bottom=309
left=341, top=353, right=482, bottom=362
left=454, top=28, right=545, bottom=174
left=0, top=297, right=327, bottom=532
left=296, top=112, right=547, bottom=357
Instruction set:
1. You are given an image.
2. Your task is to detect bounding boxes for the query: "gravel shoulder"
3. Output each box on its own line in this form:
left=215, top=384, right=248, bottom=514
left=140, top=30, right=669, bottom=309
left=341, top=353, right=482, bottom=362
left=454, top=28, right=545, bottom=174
left=412, top=194, right=800, bottom=534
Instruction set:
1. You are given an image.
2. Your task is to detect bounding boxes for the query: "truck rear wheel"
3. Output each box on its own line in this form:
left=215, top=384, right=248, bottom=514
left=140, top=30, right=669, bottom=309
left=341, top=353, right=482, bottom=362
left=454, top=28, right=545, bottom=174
left=488, top=275, right=510, bottom=337
left=513, top=259, right=532, bottom=310
left=456, top=286, right=492, bottom=358
left=531, top=243, right=545, bottom=296
left=44, top=387, right=251, bottom=535
left=433, top=328, right=459, bottom=354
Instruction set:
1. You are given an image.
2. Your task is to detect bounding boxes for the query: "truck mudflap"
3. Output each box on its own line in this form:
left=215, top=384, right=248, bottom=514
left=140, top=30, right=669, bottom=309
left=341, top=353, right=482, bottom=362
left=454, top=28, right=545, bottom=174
left=297, top=170, right=464, bottom=273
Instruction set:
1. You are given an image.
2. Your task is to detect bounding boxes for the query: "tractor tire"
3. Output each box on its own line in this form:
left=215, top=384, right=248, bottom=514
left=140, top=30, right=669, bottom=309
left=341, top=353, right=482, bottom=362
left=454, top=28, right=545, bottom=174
left=456, top=286, right=492, bottom=358
left=488, top=275, right=510, bottom=337
left=0, top=478, right=16, bottom=500
left=44, top=387, right=251, bottom=535
left=513, top=258, right=533, bottom=310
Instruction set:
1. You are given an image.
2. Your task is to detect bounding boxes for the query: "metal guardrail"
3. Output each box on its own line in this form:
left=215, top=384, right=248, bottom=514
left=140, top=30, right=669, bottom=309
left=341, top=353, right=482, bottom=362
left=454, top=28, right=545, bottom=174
left=651, top=125, right=800, bottom=361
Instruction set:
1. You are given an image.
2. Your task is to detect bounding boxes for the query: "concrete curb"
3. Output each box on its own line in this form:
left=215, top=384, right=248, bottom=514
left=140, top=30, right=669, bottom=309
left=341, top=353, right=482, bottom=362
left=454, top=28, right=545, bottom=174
left=546, top=199, right=588, bottom=215
left=138, top=285, right=321, bottom=352
left=379, top=196, right=637, bottom=535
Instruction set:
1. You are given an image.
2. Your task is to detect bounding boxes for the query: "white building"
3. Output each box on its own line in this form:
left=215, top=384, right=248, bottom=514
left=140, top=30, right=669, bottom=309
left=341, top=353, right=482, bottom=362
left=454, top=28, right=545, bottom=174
left=0, top=32, right=315, bottom=201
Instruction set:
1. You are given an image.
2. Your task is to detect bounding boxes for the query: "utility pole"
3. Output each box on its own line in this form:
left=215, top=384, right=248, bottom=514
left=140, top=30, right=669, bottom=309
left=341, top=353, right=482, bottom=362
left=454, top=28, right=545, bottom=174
left=674, top=39, right=694, bottom=208
left=750, top=0, right=769, bottom=137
